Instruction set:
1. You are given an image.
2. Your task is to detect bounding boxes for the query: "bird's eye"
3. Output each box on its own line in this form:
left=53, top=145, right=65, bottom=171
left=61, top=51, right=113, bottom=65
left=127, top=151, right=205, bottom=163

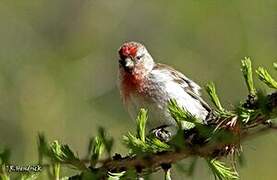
left=136, top=54, right=144, bottom=60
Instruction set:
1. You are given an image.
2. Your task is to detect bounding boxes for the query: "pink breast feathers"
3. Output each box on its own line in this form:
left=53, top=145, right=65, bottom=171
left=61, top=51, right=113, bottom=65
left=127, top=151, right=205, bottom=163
left=121, top=71, right=147, bottom=102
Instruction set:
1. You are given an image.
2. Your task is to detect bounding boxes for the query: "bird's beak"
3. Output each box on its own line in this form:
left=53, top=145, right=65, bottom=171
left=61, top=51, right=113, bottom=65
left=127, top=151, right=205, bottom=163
left=119, top=57, right=134, bottom=71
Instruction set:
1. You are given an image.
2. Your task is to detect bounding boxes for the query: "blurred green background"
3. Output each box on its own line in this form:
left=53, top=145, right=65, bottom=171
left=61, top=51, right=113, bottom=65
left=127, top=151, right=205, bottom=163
left=0, top=0, right=276, bottom=179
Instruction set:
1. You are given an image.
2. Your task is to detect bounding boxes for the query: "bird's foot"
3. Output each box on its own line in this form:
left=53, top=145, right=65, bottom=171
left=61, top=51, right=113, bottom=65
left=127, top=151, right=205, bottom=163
left=150, top=126, right=172, bottom=142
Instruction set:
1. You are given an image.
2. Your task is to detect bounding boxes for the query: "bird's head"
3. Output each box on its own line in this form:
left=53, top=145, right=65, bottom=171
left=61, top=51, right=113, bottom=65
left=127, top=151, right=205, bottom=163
left=118, top=42, right=154, bottom=74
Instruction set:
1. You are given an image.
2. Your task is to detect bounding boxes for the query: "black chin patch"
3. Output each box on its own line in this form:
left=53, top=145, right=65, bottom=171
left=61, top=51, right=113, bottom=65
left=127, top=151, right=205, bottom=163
left=119, top=59, right=125, bottom=67
left=119, top=59, right=132, bottom=73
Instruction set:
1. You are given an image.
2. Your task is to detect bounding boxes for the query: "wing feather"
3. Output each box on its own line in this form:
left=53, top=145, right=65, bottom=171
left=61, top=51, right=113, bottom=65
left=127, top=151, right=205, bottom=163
left=153, top=63, right=211, bottom=112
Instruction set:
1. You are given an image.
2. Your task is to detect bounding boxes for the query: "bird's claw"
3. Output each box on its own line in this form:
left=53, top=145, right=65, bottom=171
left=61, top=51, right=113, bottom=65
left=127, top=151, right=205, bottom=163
left=151, top=127, right=172, bottom=142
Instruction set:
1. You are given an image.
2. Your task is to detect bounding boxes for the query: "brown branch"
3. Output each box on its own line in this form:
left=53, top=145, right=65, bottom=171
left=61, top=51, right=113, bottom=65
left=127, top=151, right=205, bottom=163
left=99, top=125, right=277, bottom=175
left=65, top=92, right=276, bottom=179
left=101, top=142, right=234, bottom=173
left=84, top=92, right=276, bottom=176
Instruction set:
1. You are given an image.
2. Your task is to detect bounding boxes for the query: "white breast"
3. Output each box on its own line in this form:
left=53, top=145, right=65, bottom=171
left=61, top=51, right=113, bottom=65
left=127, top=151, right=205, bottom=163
left=124, top=68, right=208, bottom=131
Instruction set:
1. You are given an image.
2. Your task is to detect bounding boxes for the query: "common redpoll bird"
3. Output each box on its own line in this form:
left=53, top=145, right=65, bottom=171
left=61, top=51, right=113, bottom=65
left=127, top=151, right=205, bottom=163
left=118, top=42, right=211, bottom=141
